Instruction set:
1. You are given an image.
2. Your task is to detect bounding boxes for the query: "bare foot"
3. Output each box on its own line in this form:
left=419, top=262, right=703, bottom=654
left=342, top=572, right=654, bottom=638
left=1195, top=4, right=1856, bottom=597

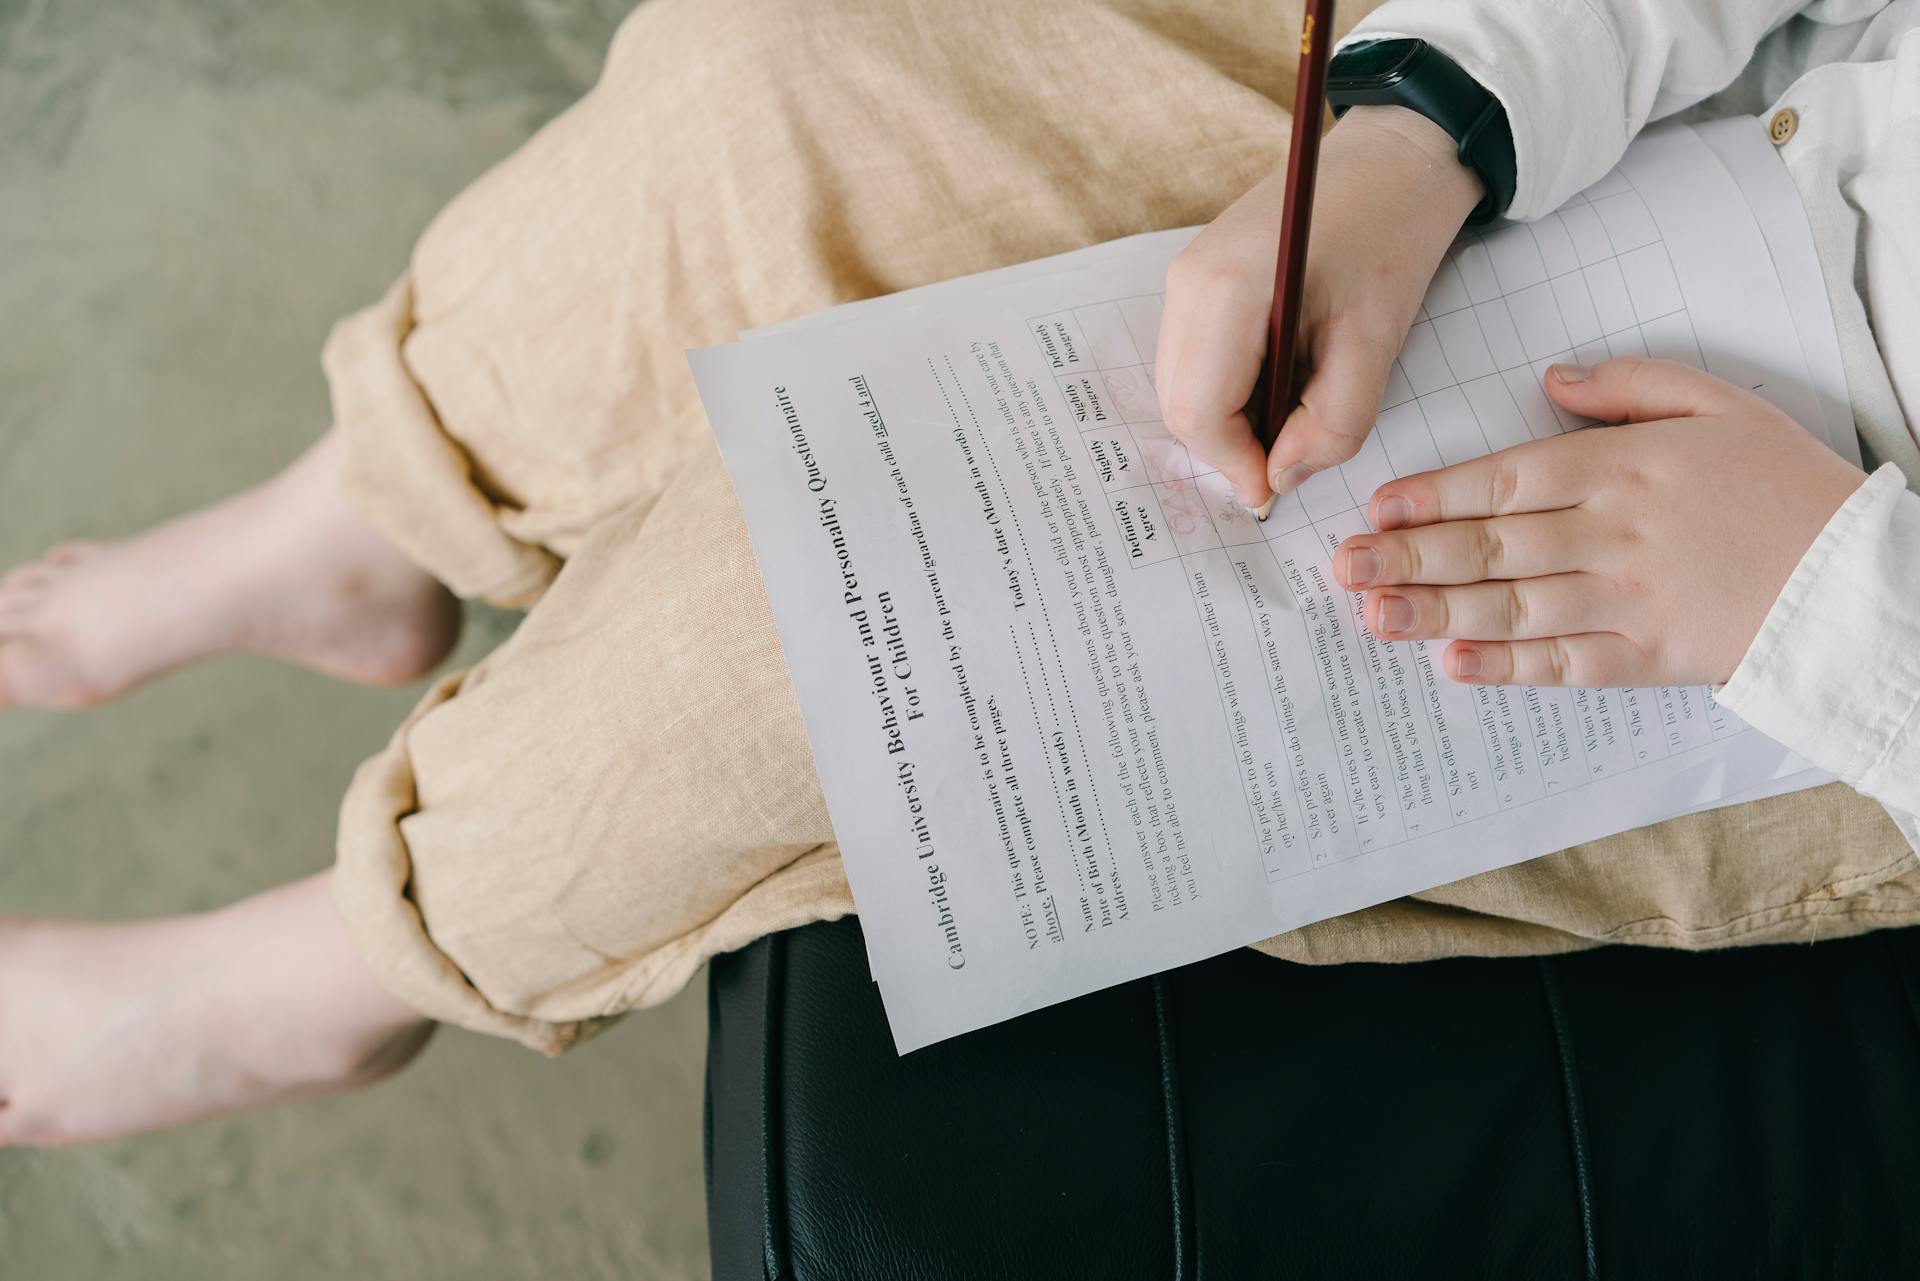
left=0, top=872, right=435, bottom=1148
left=0, top=430, right=461, bottom=709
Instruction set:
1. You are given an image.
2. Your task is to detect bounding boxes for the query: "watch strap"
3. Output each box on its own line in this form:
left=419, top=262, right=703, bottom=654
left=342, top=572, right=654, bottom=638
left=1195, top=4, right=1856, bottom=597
left=1453, top=92, right=1515, bottom=225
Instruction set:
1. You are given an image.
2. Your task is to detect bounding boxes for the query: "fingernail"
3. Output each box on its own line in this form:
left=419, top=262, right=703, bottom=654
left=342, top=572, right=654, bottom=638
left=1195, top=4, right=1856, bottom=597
left=1274, top=463, right=1316, bottom=494
left=1345, top=545, right=1381, bottom=587
left=1378, top=594, right=1415, bottom=635
left=1453, top=649, right=1484, bottom=678
left=1376, top=495, right=1412, bottom=529
left=1550, top=363, right=1591, bottom=383
left=1252, top=495, right=1276, bottom=522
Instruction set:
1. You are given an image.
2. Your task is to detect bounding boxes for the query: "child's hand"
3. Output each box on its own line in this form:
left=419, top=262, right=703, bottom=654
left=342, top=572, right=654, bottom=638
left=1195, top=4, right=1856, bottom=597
left=1155, top=106, right=1484, bottom=511
left=1333, top=358, right=1866, bottom=688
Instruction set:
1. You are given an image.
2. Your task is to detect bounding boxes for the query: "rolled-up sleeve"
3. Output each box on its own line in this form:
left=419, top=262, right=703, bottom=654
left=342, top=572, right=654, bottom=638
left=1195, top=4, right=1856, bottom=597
left=1337, top=0, right=1815, bottom=219
left=1718, top=464, right=1920, bottom=849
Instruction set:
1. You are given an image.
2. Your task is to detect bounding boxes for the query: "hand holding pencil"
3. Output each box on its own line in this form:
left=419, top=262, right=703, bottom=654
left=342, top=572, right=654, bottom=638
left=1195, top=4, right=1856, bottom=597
left=1153, top=10, right=1485, bottom=516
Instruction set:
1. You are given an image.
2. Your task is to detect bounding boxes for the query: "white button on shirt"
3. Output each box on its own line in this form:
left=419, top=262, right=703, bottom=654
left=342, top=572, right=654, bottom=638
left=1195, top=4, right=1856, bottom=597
left=1342, top=0, right=1920, bottom=846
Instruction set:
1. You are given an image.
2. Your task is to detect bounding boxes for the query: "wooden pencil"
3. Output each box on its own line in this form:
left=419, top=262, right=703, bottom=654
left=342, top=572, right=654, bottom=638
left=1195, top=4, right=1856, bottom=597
left=1261, top=0, right=1338, bottom=454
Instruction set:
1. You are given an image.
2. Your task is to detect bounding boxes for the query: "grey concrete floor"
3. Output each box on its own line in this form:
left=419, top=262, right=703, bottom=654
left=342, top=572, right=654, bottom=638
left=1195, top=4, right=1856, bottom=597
left=1, top=2, right=710, bottom=1276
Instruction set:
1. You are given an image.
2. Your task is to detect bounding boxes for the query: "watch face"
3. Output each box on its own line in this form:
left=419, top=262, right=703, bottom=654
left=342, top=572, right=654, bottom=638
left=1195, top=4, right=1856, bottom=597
left=1330, top=37, right=1425, bottom=86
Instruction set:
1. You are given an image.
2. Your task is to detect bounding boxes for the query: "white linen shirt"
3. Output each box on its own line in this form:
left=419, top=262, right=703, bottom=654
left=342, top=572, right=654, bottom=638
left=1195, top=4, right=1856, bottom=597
left=1342, top=0, right=1920, bottom=845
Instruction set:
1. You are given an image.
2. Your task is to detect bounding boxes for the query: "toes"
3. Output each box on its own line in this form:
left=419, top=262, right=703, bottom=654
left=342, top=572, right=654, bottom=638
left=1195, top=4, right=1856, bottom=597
left=45, top=540, right=104, bottom=566
left=0, top=574, right=51, bottom=630
left=0, top=572, right=53, bottom=615
left=0, top=540, right=101, bottom=597
left=0, top=564, right=55, bottom=594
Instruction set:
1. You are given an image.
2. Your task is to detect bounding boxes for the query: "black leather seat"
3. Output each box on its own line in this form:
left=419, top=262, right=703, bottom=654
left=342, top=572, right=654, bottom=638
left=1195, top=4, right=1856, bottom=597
left=706, top=917, right=1920, bottom=1279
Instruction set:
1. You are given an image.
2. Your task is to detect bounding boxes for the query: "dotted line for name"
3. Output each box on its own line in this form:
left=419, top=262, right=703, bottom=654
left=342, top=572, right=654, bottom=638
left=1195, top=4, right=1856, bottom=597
left=1011, top=622, right=1085, bottom=895
left=1028, top=615, right=1122, bottom=897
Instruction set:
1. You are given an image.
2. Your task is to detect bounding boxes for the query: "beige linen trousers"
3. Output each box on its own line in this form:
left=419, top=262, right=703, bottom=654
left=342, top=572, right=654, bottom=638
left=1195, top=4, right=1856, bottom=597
left=325, top=0, right=1918, bottom=1054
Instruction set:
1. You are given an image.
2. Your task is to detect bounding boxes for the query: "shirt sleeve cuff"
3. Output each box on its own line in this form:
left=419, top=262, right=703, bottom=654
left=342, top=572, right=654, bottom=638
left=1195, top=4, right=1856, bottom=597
left=1337, top=0, right=1630, bottom=220
left=1718, top=464, right=1920, bottom=819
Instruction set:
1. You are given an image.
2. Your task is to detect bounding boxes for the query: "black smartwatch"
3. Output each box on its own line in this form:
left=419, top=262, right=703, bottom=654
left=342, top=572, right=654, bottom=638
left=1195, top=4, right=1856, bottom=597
left=1326, top=38, right=1516, bottom=225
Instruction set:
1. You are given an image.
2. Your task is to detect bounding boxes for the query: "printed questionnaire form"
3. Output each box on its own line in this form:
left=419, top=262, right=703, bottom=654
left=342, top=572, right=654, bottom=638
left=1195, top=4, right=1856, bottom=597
left=689, top=120, right=1855, bottom=1051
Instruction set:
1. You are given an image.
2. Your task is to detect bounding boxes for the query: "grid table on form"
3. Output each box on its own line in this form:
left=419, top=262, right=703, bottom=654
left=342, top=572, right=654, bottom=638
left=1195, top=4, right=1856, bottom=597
left=1026, top=167, right=1744, bottom=882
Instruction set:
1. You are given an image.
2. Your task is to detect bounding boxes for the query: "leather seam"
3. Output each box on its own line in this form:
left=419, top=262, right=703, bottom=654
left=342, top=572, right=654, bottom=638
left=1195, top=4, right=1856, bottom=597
left=1538, top=958, right=1600, bottom=1281
left=761, top=930, right=790, bottom=1281
left=1152, top=977, right=1195, bottom=1281
left=704, top=973, right=717, bottom=1224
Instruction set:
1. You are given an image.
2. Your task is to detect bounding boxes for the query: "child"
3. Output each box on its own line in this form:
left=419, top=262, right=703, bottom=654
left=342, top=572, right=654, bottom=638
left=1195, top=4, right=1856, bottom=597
left=3, top=0, right=1915, bottom=1148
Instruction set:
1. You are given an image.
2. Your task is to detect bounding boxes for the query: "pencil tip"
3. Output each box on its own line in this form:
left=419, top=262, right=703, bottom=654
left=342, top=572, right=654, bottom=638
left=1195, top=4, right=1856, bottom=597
left=1252, top=496, right=1276, bottom=522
